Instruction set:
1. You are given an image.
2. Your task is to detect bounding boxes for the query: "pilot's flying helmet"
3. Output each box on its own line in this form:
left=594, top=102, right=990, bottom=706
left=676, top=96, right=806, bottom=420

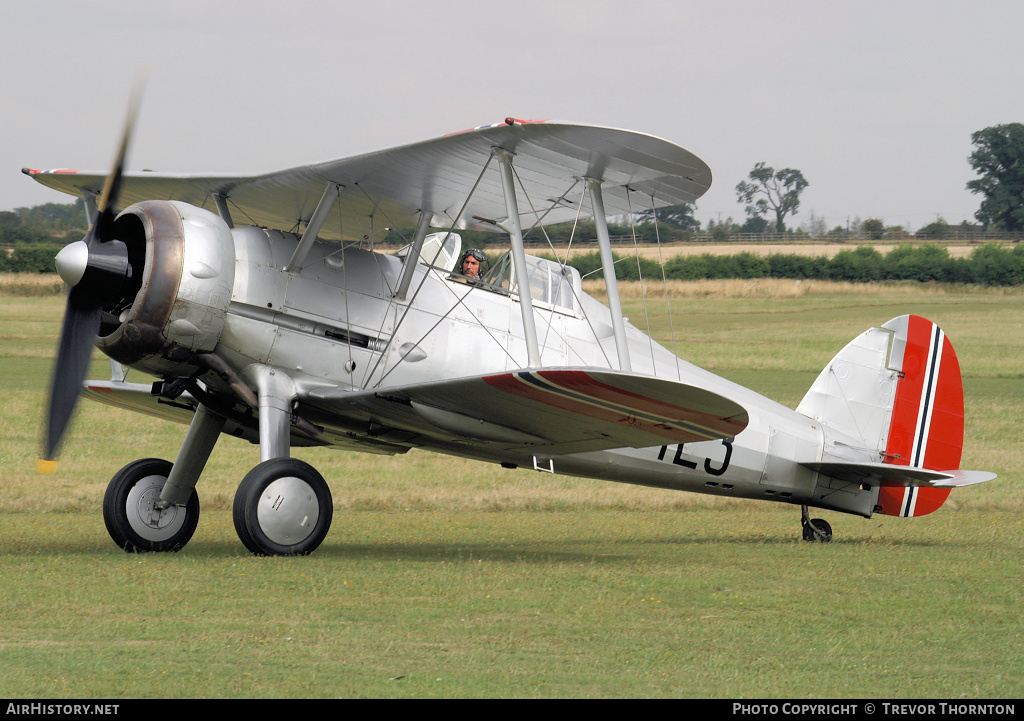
left=461, top=248, right=488, bottom=276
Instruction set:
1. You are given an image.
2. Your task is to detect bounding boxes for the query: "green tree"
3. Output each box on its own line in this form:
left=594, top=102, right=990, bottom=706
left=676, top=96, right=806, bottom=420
left=967, top=123, right=1024, bottom=231
left=636, top=203, right=699, bottom=231
left=739, top=215, right=770, bottom=234
left=735, top=163, right=809, bottom=233
left=862, top=218, right=885, bottom=240
left=916, top=218, right=950, bottom=239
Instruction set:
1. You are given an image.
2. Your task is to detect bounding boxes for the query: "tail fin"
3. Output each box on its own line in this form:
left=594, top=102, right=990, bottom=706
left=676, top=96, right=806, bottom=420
left=797, top=315, right=967, bottom=517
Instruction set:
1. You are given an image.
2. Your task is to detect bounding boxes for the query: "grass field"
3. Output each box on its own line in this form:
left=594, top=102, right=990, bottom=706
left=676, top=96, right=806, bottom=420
left=1, top=279, right=1022, bottom=699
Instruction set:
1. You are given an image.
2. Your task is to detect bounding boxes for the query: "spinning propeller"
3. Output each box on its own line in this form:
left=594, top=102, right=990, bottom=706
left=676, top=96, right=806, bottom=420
left=37, top=88, right=143, bottom=473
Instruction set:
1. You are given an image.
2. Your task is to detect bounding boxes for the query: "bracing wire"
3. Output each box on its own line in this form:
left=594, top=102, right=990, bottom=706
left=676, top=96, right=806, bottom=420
left=363, top=154, right=495, bottom=388
left=625, top=188, right=657, bottom=369
left=516, top=174, right=613, bottom=370
left=650, top=194, right=682, bottom=381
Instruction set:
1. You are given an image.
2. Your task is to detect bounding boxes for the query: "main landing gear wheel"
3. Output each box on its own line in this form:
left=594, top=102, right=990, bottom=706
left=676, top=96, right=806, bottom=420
left=233, top=458, right=333, bottom=556
left=103, top=458, right=200, bottom=553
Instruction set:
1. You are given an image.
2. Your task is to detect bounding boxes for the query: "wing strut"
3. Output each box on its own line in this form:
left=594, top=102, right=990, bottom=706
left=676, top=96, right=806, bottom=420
left=394, top=211, right=433, bottom=300
left=496, top=148, right=541, bottom=368
left=80, top=189, right=98, bottom=227
left=285, top=182, right=341, bottom=273
left=213, top=193, right=234, bottom=229
left=587, top=178, right=632, bottom=372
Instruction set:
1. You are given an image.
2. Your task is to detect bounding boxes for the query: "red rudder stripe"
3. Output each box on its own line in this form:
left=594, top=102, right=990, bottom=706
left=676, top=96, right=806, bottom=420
left=877, top=316, right=962, bottom=517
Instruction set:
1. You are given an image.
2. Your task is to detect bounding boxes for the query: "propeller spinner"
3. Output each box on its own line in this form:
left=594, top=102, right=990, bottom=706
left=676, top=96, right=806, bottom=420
left=38, top=89, right=143, bottom=473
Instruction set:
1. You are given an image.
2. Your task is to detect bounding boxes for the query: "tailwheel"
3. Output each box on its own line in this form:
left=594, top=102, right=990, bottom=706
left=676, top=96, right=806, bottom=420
left=233, top=458, right=333, bottom=556
left=103, top=458, right=200, bottom=553
left=802, top=519, right=833, bottom=542
left=800, top=505, right=833, bottom=543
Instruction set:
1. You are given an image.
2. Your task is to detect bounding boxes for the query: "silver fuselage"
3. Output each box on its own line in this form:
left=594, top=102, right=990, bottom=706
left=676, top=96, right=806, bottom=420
left=207, top=225, right=878, bottom=518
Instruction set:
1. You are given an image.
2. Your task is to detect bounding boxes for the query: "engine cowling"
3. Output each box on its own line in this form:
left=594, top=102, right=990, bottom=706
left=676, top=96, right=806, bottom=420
left=97, top=200, right=235, bottom=378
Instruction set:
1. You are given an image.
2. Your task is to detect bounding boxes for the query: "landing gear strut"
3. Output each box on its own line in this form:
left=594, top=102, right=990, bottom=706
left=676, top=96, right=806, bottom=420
left=801, top=505, right=832, bottom=543
left=102, top=367, right=334, bottom=556
left=103, top=458, right=200, bottom=552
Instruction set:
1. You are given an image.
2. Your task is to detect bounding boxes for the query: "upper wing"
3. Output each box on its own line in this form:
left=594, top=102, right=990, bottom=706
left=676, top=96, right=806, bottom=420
left=24, top=119, right=711, bottom=240
left=304, top=368, right=748, bottom=457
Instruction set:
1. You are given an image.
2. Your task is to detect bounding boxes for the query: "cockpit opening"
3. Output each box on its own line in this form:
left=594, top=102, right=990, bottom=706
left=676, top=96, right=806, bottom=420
left=480, top=252, right=580, bottom=314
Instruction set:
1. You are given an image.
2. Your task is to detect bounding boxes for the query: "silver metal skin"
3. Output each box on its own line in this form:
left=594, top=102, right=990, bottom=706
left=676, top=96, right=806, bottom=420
left=256, top=476, right=321, bottom=546
left=395, top=212, right=433, bottom=301
left=54, top=240, right=89, bottom=287
left=93, top=201, right=235, bottom=377
left=80, top=190, right=98, bottom=227
left=126, top=474, right=190, bottom=543
left=213, top=193, right=234, bottom=229
left=28, top=119, right=995, bottom=553
left=159, top=405, right=226, bottom=507
left=245, top=365, right=297, bottom=463
left=587, top=178, right=631, bottom=372
left=95, top=205, right=875, bottom=516
left=285, top=183, right=340, bottom=273
left=495, top=148, right=541, bottom=368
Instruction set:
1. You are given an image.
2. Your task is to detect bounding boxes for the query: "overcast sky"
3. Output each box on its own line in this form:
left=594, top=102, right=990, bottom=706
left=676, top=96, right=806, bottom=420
left=2, top=0, right=1022, bottom=232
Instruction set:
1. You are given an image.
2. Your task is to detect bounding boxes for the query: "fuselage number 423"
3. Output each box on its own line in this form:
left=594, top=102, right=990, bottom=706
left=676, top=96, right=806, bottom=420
left=658, top=439, right=734, bottom=477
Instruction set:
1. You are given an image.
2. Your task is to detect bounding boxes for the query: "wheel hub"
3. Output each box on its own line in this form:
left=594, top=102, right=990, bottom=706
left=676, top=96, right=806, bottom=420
left=126, top=476, right=187, bottom=542
left=256, top=476, right=320, bottom=545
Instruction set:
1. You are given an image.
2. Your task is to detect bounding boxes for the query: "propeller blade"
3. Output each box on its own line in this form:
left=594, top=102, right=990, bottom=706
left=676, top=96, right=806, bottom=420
left=37, top=81, right=144, bottom=472
left=94, top=81, right=144, bottom=240
left=39, top=298, right=102, bottom=468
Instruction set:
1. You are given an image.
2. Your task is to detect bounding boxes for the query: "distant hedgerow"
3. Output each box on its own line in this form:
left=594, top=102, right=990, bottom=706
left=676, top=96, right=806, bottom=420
left=543, top=243, right=1024, bottom=287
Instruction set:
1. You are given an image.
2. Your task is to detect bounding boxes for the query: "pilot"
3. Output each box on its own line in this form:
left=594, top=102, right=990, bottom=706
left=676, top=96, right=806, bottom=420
left=454, top=248, right=487, bottom=282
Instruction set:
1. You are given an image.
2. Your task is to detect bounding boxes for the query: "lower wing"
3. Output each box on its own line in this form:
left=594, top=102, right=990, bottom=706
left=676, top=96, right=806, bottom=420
left=306, top=368, right=749, bottom=456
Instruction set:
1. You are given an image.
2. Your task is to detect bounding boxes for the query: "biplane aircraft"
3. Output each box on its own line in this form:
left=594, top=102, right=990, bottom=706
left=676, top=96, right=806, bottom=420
left=25, top=96, right=996, bottom=555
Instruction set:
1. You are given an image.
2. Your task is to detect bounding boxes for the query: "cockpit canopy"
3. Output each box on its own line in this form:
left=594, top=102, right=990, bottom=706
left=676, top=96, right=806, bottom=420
left=482, top=252, right=580, bottom=315
left=394, top=231, right=463, bottom=273
left=396, top=234, right=581, bottom=314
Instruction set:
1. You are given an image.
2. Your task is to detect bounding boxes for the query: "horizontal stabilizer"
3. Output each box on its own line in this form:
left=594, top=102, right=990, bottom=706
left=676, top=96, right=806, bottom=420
left=803, top=460, right=996, bottom=488
left=307, top=369, right=748, bottom=455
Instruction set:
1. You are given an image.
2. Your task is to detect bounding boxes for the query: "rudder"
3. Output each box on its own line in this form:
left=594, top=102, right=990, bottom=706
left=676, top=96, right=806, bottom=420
left=796, top=314, right=964, bottom=517
left=876, top=315, right=962, bottom=517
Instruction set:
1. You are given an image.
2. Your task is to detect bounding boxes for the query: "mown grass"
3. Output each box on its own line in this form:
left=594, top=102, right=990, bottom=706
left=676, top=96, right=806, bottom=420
left=2, top=508, right=1022, bottom=698
left=1, top=279, right=1022, bottom=699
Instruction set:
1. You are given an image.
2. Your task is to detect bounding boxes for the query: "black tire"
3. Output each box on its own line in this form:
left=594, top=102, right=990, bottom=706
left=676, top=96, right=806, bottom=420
left=802, top=518, right=833, bottom=543
left=103, top=458, right=200, bottom=553
left=233, top=458, right=333, bottom=556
